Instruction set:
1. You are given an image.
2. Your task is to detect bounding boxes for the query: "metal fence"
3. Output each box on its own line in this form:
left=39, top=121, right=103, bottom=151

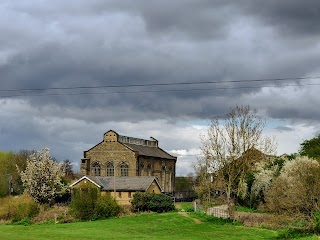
left=206, top=207, right=230, bottom=219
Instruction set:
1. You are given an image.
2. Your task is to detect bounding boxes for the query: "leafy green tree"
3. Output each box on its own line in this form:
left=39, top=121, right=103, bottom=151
left=0, top=150, right=30, bottom=197
left=70, top=187, right=122, bottom=220
left=175, top=177, right=194, bottom=191
left=70, top=187, right=99, bottom=220
left=299, top=134, right=320, bottom=160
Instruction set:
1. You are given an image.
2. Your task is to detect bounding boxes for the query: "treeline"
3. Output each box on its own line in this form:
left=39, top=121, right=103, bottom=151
left=195, top=105, right=320, bottom=224
left=0, top=150, right=31, bottom=197
left=0, top=150, right=76, bottom=198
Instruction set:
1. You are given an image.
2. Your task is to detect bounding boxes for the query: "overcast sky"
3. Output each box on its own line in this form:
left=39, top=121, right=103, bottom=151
left=1, top=1, right=320, bottom=175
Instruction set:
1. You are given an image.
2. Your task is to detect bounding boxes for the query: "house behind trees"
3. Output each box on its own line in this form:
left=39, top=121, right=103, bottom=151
left=80, top=130, right=177, bottom=193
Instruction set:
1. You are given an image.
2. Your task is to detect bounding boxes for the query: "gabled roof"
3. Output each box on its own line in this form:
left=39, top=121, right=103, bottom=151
left=69, top=176, right=102, bottom=188
left=85, top=130, right=177, bottom=161
left=122, top=143, right=176, bottom=160
left=70, top=176, right=163, bottom=192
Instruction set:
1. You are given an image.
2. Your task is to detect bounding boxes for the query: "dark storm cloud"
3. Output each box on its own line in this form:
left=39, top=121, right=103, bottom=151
left=2, top=1, right=320, bottom=174
left=1, top=0, right=320, bottom=123
left=242, top=0, right=320, bottom=37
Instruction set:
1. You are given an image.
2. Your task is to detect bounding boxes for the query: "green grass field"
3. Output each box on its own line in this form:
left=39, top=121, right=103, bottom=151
left=0, top=212, right=318, bottom=240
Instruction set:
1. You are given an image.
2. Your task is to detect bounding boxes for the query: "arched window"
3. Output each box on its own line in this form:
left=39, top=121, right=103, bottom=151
left=169, top=166, right=173, bottom=193
left=106, top=162, right=114, bottom=176
left=120, top=162, right=129, bottom=176
left=140, top=163, right=144, bottom=176
left=92, top=162, right=101, bottom=176
left=161, top=166, right=166, bottom=191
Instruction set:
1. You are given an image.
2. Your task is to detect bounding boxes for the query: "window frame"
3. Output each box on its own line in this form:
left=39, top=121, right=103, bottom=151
left=106, top=161, right=114, bottom=176
left=120, top=162, right=129, bottom=177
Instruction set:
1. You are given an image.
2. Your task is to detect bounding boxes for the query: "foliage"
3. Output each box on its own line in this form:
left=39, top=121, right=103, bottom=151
left=313, top=211, right=320, bottom=232
left=11, top=217, right=33, bottom=226
left=18, top=148, right=66, bottom=205
left=70, top=187, right=99, bottom=220
left=250, top=162, right=276, bottom=205
left=175, top=176, right=194, bottom=191
left=198, top=105, right=275, bottom=207
left=236, top=205, right=259, bottom=213
left=0, top=194, right=39, bottom=222
left=194, top=157, right=215, bottom=204
left=0, top=150, right=31, bottom=197
left=299, top=134, right=320, bottom=160
left=70, top=188, right=122, bottom=220
left=265, top=156, right=320, bottom=216
left=94, top=195, right=122, bottom=219
left=60, top=159, right=75, bottom=182
left=131, top=192, right=175, bottom=213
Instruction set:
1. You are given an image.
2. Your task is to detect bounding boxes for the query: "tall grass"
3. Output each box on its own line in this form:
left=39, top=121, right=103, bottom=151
left=0, top=194, right=39, bottom=222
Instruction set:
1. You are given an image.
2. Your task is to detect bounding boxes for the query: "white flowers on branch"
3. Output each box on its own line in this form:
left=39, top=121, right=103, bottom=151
left=251, top=162, right=278, bottom=196
left=265, top=156, right=320, bottom=215
left=18, top=148, right=66, bottom=205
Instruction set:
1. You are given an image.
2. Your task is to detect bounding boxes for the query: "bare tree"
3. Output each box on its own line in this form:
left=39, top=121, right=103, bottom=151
left=200, top=105, right=275, bottom=208
left=60, top=159, right=75, bottom=181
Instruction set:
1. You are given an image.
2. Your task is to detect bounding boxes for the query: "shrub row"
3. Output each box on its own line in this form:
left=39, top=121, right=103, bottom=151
left=131, top=192, right=175, bottom=213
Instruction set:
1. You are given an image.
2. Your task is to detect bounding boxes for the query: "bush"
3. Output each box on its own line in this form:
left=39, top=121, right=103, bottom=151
left=70, top=188, right=121, bottom=220
left=265, top=156, right=320, bottom=216
left=70, top=187, right=99, bottom=220
left=0, top=194, right=40, bottom=222
left=94, top=195, right=122, bottom=219
left=131, top=192, right=175, bottom=213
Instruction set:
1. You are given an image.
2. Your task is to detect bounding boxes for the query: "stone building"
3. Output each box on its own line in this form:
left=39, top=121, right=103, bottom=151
left=70, top=176, right=162, bottom=205
left=80, top=130, right=177, bottom=193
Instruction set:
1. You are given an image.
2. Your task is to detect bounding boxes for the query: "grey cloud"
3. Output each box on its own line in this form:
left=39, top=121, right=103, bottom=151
left=3, top=1, right=320, bottom=175
left=242, top=0, right=320, bottom=37
left=1, top=1, right=320, bottom=123
left=275, top=126, right=295, bottom=132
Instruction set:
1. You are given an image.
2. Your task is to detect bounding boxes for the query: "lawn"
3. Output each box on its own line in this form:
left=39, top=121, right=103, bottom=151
left=0, top=212, right=317, bottom=240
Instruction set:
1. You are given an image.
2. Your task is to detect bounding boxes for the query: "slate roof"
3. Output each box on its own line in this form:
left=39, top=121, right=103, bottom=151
left=123, top=143, right=176, bottom=160
left=71, top=176, right=163, bottom=192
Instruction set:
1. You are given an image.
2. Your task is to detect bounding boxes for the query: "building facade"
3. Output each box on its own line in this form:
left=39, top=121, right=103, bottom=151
left=80, top=130, right=177, bottom=193
left=70, top=176, right=162, bottom=205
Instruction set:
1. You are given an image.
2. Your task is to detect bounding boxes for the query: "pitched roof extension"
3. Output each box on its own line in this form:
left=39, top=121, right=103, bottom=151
left=70, top=176, right=163, bottom=192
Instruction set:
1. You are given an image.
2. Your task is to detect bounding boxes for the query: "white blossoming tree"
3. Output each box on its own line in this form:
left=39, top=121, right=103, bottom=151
left=265, top=156, right=320, bottom=215
left=18, top=148, right=65, bottom=205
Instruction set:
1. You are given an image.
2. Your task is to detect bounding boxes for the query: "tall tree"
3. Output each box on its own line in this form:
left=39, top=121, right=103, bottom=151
left=199, top=105, right=275, bottom=207
left=18, top=148, right=66, bottom=205
left=299, top=134, right=320, bottom=160
left=0, top=150, right=31, bottom=197
left=60, top=159, right=75, bottom=182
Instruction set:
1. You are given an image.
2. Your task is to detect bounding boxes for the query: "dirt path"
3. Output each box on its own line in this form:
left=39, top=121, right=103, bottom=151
left=178, top=212, right=202, bottom=224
